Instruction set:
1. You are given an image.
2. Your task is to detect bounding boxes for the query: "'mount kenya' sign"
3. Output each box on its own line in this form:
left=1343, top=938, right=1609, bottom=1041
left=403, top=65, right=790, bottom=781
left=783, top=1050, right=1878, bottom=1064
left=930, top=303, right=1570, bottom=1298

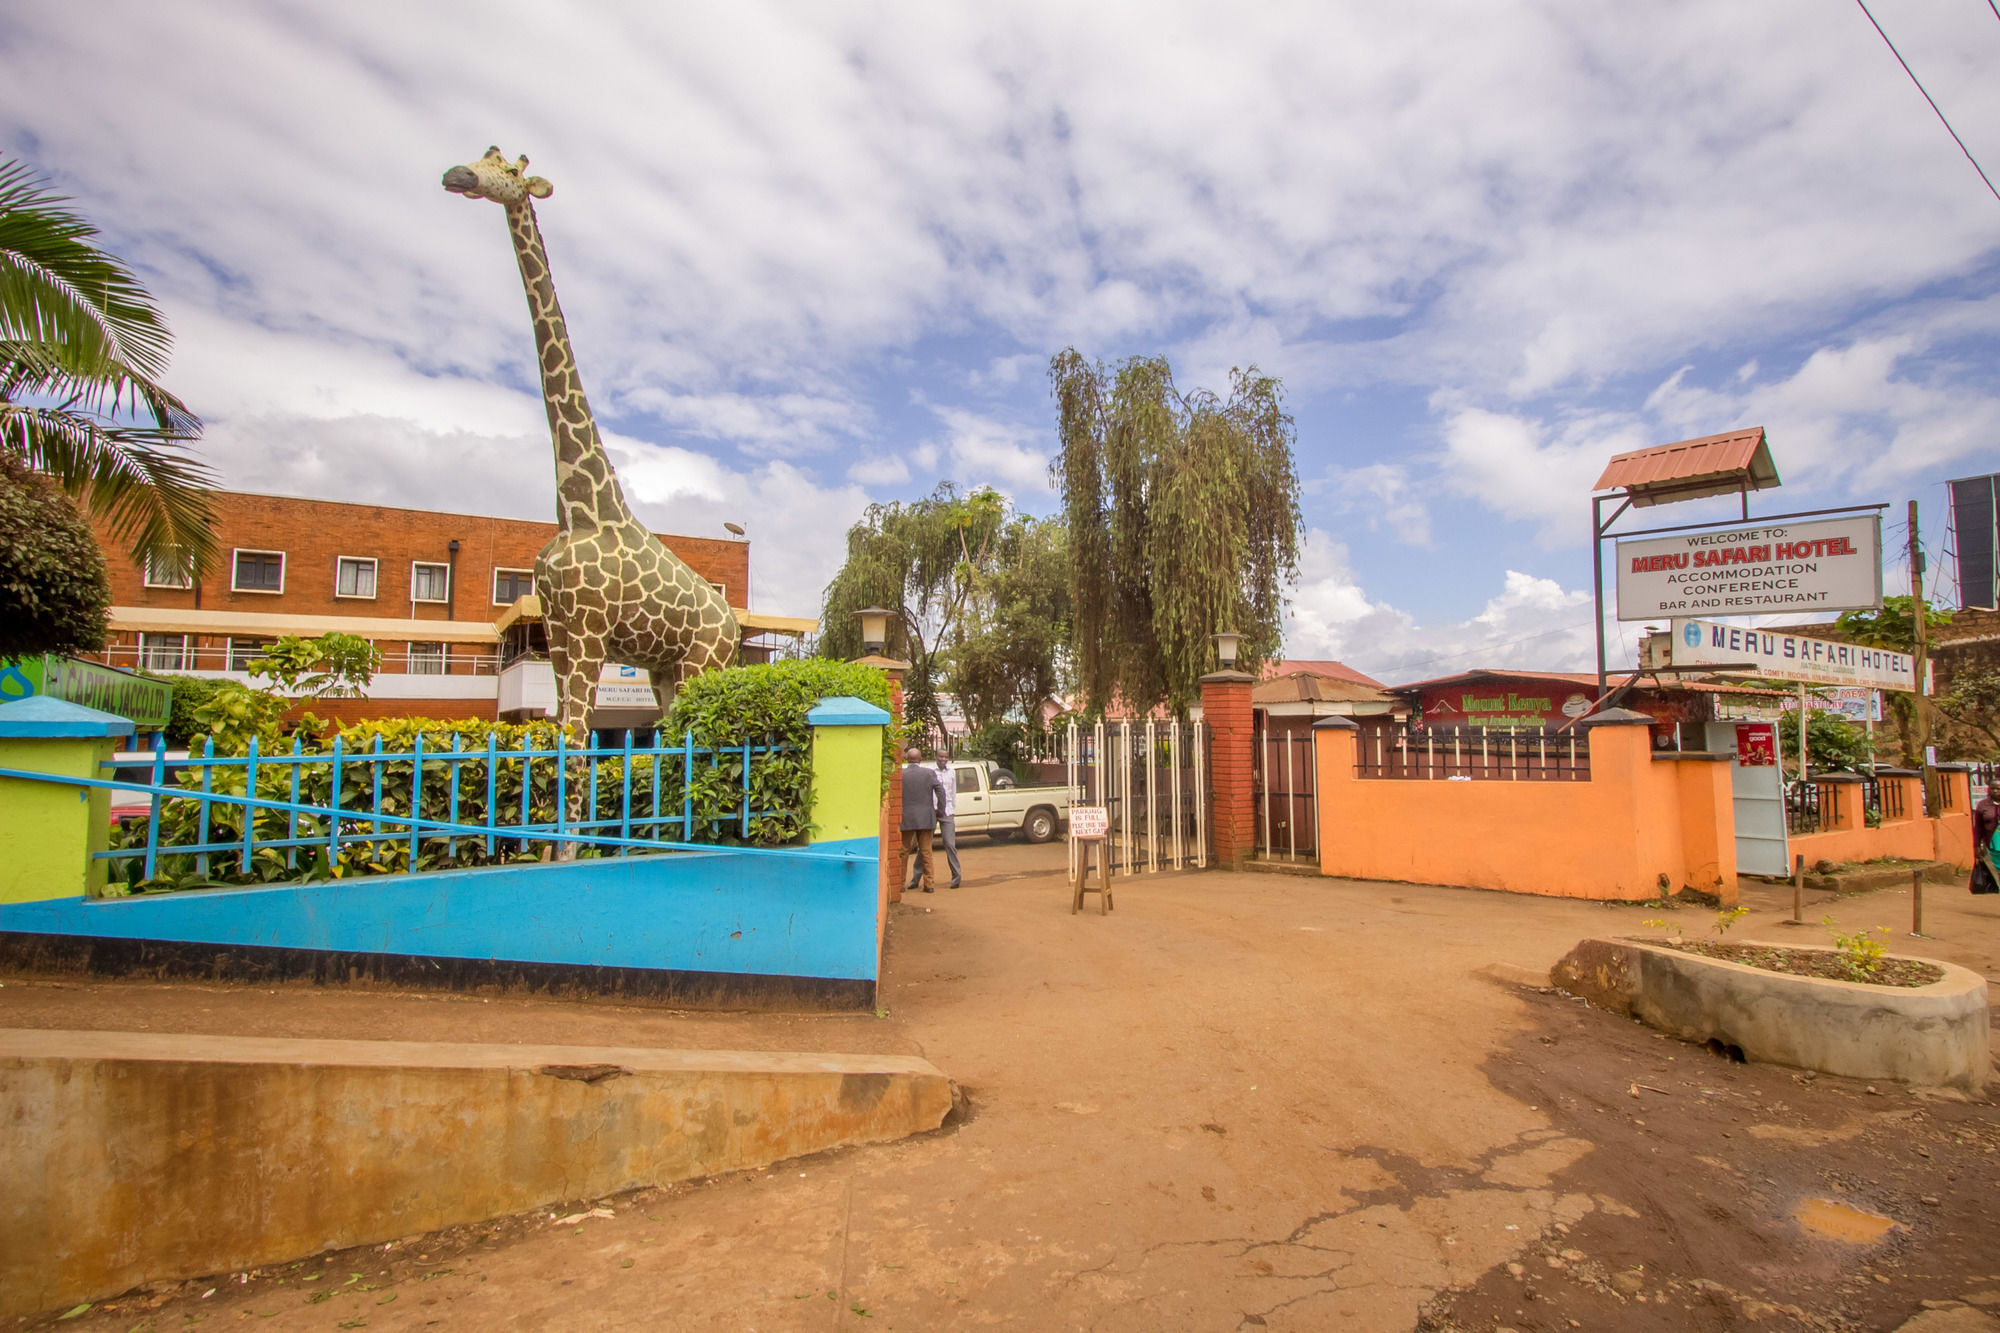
left=1616, top=515, right=1882, bottom=621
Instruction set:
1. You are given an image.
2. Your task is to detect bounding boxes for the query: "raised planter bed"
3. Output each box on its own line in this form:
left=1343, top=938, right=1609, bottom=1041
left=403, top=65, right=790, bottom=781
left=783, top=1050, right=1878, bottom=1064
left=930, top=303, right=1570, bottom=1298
left=1550, top=936, right=1989, bottom=1092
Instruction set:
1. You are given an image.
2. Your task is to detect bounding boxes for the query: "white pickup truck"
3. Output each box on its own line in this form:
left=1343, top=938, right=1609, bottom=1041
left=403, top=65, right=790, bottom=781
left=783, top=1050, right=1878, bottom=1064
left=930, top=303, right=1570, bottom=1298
left=944, top=760, right=1072, bottom=844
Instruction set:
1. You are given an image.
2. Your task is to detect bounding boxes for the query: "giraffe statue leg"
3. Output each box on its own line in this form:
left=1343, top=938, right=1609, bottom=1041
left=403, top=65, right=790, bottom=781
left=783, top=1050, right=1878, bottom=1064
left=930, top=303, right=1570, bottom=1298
left=546, top=633, right=601, bottom=861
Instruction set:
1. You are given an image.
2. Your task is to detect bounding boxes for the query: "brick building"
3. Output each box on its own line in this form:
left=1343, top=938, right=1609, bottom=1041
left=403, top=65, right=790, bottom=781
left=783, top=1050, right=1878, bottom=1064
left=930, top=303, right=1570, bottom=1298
left=89, top=490, right=814, bottom=728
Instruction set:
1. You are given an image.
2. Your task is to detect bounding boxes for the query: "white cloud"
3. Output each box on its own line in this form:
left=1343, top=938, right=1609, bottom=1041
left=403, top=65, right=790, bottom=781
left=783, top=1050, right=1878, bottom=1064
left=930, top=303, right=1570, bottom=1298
left=845, top=455, right=912, bottom=487
left=926, top=404, right=1052, bottom=497
left=613, top=387, right=870, bottom=457
left=1434, top=405, right=1648, bottom=544
left=1285, top=530, right=1599, bottom=682
left=1643, top=334, right=2000, bottom=495
left=6, top=0, right=1999, bottom=672
left=8, top=0, right=1998, bottom=420
left=1313, top=463, right=1431, bottom=547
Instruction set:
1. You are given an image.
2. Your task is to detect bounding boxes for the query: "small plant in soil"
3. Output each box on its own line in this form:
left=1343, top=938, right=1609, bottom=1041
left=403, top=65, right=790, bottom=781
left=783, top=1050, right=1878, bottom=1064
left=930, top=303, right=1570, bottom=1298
left=1645, top=914, right=1942, bottom=988
left=1822, top=916, right=1892, bottom=982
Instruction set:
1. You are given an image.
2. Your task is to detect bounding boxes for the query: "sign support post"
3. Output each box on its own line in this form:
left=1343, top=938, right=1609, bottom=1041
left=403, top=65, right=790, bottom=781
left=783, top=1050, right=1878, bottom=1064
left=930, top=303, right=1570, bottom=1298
left=1910, top=499, right=1937, bottom=812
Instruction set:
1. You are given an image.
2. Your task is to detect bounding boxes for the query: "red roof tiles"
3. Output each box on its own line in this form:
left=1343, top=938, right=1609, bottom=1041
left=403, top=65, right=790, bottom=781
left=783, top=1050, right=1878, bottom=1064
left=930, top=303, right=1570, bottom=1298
left=1260, top=658, right=1385, bottom=688
left=1594, top=427, right=1780, bottom=507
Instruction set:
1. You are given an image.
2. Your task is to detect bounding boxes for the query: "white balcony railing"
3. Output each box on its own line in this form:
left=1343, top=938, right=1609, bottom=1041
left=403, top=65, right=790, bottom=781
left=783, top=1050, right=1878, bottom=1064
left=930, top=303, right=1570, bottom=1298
left=93, top=646, right=504, bottom=677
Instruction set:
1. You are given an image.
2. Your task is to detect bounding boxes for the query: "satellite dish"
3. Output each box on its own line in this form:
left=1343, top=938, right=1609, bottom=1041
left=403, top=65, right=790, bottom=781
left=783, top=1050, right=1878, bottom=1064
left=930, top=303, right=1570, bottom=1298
left=723, top=522, right=746, bottom=536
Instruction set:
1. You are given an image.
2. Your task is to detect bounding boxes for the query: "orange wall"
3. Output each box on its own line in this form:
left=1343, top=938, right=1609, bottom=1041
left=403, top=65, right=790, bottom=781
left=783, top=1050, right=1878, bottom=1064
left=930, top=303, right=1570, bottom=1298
left=1791, top=771, right=1975, bottom=871
left=1313, top=722, right=1737, bottom=904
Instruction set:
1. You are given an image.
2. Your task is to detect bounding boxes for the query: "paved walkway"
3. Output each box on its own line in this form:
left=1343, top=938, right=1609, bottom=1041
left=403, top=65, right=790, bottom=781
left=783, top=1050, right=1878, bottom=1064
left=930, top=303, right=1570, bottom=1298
left=8, top=844, right=1998, bottom=1331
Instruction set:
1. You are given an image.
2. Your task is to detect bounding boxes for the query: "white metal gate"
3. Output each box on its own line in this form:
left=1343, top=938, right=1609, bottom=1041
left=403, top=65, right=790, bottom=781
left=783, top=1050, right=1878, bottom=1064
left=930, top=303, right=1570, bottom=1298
left=1704, top=721, right=1789, bottom=876
left=1064, top=718, right=1211, bottom=879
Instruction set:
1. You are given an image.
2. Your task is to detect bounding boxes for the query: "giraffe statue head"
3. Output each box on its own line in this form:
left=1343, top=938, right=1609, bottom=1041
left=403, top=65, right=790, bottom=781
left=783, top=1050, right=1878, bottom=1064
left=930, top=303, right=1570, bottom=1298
left=441, top=147, right=553, bottom=207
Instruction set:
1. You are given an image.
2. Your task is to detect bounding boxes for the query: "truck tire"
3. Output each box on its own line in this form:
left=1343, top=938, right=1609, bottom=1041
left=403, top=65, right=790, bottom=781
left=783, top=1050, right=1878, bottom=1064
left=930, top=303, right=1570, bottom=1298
left=1023, top=806, right=1057, bottom=844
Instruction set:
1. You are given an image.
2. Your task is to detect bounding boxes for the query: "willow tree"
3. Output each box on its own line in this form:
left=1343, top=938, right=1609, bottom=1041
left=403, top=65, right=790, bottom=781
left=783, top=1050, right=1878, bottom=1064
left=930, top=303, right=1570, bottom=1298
left=1050, top=348, right=1302, bottom=715
left=817, top=483, right=1008, bottom=736
left=949, top=513, right=1070, bottom=731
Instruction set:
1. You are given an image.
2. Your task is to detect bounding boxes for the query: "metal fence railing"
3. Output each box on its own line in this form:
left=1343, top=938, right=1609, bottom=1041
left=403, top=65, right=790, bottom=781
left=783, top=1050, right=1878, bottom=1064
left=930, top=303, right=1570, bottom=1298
left=1865, top=772, right=1906, bottom=823
left=0, top=728, right=803, bottom=892
left=1787, top=779, right=1846, bottom=835
left=1355, top=723, right=1590, bottom=781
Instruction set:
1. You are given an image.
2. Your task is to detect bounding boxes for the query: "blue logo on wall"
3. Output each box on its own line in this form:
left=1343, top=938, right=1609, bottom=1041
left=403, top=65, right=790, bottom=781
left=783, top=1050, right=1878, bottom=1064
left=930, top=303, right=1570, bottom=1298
left=1682, top=622, right=1703, bottom=648
left=0, top=665, right=32, bottom=702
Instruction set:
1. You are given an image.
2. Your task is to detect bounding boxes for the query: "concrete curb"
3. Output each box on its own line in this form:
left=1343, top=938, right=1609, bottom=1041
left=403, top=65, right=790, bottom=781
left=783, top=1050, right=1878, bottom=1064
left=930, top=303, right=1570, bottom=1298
left=0, top=1030, right=955, bottom=1318
left=1550, top=937, right=1990, bottom=1093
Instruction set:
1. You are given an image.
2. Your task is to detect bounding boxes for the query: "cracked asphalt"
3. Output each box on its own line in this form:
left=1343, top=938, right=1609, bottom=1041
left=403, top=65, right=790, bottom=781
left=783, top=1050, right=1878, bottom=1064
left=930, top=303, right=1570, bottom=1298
left=10, top=842, right=1998, bottom=1331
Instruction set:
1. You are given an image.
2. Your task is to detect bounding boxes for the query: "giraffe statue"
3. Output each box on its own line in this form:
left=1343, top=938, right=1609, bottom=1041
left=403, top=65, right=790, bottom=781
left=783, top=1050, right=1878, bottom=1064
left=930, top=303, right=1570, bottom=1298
left=442, top=148, right=736, bottom=740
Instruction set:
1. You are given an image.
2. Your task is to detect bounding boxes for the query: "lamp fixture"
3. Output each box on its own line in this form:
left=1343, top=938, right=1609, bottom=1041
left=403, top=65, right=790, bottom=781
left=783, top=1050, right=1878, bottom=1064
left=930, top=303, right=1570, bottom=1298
left=856, top=607, right=892, bottom=657
left=1212, top=629, right=1242, bottom=670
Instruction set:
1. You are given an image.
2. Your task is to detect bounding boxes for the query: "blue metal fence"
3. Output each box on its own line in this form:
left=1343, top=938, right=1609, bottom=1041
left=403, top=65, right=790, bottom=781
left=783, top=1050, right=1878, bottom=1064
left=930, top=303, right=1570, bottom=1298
left=85, top=728, right=798, bottom=888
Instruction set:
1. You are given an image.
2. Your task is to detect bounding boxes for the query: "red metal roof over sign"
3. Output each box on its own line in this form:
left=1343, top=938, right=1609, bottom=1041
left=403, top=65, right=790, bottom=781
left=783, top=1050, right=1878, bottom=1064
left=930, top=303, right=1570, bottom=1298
left=1594, top=427, right=1780, bottom=506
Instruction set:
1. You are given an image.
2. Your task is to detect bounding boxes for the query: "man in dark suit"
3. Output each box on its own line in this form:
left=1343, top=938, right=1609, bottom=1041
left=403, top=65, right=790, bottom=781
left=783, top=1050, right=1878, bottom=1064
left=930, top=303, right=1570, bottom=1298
left=900, top=747, right=945, bottom=894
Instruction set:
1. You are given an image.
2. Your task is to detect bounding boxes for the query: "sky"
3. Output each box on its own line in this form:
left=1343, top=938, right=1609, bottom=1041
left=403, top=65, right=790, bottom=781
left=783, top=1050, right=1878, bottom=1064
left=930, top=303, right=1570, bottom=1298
left=4, top=2, right=1997, bottom=684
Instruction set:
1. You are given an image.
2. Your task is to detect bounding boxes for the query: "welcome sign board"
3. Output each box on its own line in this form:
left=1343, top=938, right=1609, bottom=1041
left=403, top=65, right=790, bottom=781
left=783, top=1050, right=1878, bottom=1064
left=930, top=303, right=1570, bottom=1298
left=1668, top=618, right=1929, bottom=694
left=1616, top=515, right=1881, bottom=621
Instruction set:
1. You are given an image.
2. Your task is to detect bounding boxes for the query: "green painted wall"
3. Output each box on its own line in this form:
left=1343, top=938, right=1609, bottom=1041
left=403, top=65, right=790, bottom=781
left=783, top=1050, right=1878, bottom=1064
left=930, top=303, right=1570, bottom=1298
left=808, top=723, right=883, bottom=844
left=0, top=735, right=118, bottom=902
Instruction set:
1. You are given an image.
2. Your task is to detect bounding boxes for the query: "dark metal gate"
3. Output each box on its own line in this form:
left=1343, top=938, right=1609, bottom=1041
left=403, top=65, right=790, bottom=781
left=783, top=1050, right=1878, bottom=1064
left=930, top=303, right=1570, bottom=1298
left=1253, top=722, right=1317, bottom=860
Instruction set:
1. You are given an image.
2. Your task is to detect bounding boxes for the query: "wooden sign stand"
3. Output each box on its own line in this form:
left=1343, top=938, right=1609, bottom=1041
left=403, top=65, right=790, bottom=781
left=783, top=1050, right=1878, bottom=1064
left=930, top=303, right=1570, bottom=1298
left=1071, top=836, right=1112, bottom=914
left=1069, top=805, right=1112, bottom=915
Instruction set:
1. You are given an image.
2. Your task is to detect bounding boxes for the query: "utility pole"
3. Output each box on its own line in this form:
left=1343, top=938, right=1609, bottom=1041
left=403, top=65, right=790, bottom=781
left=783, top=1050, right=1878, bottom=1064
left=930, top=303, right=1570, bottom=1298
left=1909, top=499, right=1935, bottom=809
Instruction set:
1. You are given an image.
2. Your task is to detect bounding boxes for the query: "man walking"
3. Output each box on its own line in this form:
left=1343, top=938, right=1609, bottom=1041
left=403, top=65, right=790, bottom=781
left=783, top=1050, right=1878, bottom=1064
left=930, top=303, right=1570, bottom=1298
left=900, top=746, right=944, bottom=894
left=934, top=752, right=963, bottom=889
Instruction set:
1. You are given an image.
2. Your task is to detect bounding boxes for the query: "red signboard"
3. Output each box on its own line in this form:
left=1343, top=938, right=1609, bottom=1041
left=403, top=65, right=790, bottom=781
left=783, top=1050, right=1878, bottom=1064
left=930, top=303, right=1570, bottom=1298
left=1420, top=686, right=1592, bottom=728
left=1735, top=723, right=1776, bottom=767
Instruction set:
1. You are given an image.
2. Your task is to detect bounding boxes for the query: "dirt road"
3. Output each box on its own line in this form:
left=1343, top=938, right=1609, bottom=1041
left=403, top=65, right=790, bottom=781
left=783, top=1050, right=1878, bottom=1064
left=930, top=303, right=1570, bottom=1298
left=7, top=846, right=1998, bottom=1331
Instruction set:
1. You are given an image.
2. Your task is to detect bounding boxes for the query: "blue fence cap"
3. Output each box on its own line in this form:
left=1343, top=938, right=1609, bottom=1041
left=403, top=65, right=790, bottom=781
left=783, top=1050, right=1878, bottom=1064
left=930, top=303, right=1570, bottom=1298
left=807, top=696, right=892, bottom=727
left=0, top=695, right=137, bottom=739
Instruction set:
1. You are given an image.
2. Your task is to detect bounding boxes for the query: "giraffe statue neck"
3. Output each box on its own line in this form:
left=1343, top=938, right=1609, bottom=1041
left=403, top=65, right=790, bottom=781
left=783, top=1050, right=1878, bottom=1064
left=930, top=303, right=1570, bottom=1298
left=503, top=201, right=634, bottom=535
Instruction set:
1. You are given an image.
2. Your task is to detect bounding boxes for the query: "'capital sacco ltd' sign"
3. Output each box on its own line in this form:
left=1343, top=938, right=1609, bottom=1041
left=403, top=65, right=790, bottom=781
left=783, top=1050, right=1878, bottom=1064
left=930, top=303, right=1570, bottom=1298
left=1615, top=515, right=1881, bottom=621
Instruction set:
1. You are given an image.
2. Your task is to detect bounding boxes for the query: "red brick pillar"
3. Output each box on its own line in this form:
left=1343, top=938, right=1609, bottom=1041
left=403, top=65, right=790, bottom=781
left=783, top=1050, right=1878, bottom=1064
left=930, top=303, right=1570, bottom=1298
left=862, top=657, right=910, bottom=905
left=1202, top=670, right=1257, bottom=869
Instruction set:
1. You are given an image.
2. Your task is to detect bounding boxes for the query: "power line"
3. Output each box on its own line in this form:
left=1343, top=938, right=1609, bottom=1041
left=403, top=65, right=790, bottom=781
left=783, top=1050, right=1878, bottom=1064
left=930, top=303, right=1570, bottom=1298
left=1855, top=0, right=2000, bottom=206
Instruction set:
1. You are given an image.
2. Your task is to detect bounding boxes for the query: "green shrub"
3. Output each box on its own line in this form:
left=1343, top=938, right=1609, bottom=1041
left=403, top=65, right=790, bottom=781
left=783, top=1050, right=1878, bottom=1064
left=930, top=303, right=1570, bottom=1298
left=960, top=719, right=1028, bottom=772
left=144, top=674, right=232, bottom=747
left=664, top=657, right=900, bottom=791
left=0, top=458, right=111, bottom=659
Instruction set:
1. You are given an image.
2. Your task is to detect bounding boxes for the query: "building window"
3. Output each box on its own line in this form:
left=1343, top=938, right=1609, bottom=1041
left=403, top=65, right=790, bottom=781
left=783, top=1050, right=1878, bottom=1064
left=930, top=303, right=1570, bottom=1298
left=411, top=562, right=450, bottom=603
left=493, top=568, right=535, bottom=605
left=138, top=633, right=192, bottom=672
left=709, top=580, right=727, bottom=600
left=231, top=549, right=285, bottom=594
left=142, top=553, right=193, bottom=590
left=407, top=642, right=447, bottom=675
left=227, top=638, right=274, bottom=672
left=335, top=556, right=377, bottom=599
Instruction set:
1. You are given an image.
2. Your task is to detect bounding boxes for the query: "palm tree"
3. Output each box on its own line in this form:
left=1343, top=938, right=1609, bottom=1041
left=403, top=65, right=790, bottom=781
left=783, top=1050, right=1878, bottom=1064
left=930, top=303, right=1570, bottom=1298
left=0, top=158, right=214, bottom=579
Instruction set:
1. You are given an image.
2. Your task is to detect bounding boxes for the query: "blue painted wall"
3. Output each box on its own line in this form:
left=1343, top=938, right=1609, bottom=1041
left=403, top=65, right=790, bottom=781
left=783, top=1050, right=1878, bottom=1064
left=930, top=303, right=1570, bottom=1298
left=0, top=842, right=881, bottom=981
